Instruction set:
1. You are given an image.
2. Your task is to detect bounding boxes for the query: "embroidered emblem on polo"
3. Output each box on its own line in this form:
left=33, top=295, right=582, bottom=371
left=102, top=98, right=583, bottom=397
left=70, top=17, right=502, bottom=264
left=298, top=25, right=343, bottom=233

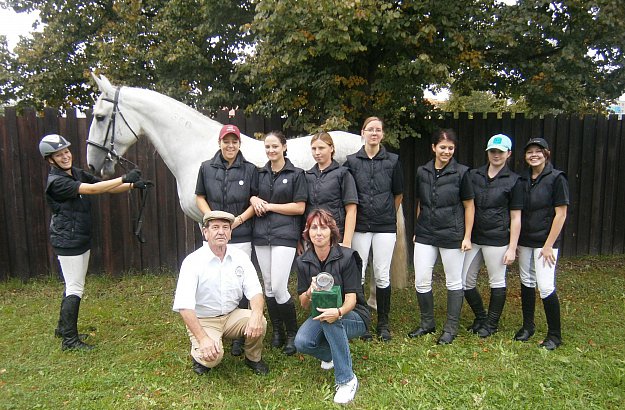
left=239, top=180, right=244, bottom=185
left=235, top=266, right=244, bottom=277
left=282, top=178, right=288, bottom=184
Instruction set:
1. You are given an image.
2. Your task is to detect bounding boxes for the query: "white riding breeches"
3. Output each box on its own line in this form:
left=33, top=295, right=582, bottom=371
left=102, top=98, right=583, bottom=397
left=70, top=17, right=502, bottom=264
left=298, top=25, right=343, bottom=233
left=255, top=245, right=296, bottom=304
left=352, top=232, right=396, bottom=288
left=58, top=250, right=90, bottom=298
left=413, top=242, right=464, bottom=293
left=462, top=244, right=508, bottom=289
left=518, top=246, right=558, bottom=299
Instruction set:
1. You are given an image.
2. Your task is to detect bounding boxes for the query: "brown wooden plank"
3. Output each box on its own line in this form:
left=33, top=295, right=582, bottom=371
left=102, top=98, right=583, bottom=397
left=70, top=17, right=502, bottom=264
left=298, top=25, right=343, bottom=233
left=2, top=107, right=31, bottom=280
left=601, top=116, right=621, bottom=254
left=613, top=117, right=625, bottom=254
left=18, top=108, right=49, bottom=279
left=0, top=114, right=11, bottom=280
left=588, top=116, right=608, bottom=254
left=554, top=114, right=573, bottom=255
left=562, top=115, right=581, bottom=256
left=575, top=115, right=596, bottom=255
left=511, top=113, right=528, bottom=172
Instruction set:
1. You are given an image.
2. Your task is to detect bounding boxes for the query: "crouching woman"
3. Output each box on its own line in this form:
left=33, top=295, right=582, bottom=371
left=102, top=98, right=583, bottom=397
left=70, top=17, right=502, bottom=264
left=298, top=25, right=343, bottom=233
left=294, top=209, right=370, bottom=405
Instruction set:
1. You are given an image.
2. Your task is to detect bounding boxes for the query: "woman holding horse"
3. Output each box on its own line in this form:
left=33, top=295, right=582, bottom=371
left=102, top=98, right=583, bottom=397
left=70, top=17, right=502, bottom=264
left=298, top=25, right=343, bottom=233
left=195, top=124, right=258, bottom=356
left=40, top=134, right=143, bottom=351
left=344, top=116, right=403, bottom=342
left=461, top=134, right=523, bottom=338
left=294, top=209, right=369, bottom=404
left=304, top=132, right=358, bottom=248
left=250, top=131, right=308, bottom=355
left=408, top=128, right=475, bottom=345
left=514, top=137, right=568, bottom=350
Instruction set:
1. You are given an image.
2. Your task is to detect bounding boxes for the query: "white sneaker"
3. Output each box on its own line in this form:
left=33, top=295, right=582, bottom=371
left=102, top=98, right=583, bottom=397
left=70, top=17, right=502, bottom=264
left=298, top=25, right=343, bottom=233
left=320, top=360, right=334, bottom=370
left=334, top=375, right=358, bottom=404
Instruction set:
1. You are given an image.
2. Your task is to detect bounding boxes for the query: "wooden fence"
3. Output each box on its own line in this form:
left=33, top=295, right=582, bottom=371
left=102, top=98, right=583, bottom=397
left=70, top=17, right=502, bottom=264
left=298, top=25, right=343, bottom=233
left=1, top=109, right=624, bottom=281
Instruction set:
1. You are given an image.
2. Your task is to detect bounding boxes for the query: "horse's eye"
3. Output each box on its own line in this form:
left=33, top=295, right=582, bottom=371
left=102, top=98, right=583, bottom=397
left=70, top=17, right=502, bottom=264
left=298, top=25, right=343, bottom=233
left=95, top=114, right=105, bottom=122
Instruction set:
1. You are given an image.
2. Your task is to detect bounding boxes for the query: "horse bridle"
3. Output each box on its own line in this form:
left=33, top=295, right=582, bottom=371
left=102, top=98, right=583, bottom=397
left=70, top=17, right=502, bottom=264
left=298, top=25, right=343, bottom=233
left=87, top=86, right=140, bottom=171
left=87, top=86, right=151, bottom=243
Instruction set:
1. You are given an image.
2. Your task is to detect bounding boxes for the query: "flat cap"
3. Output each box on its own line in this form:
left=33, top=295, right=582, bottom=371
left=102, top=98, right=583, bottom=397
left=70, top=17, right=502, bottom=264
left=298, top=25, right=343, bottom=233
left=202, top=210, right=235, bottom=226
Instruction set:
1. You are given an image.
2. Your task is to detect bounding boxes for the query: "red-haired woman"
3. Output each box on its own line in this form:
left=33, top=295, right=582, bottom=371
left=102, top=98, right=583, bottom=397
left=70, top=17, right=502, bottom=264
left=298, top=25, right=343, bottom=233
left=294, top=209, right=369, bottom=404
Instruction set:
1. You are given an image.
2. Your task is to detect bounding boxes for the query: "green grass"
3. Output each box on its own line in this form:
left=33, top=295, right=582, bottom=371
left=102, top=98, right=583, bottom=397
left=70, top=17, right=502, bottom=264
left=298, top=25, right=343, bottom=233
left=1, top=255, right=624, bottom=409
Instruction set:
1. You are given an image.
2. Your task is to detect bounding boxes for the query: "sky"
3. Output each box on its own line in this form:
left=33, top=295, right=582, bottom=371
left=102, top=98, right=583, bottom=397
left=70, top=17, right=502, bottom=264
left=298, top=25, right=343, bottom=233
left=0, top=7, right=40, bottom=50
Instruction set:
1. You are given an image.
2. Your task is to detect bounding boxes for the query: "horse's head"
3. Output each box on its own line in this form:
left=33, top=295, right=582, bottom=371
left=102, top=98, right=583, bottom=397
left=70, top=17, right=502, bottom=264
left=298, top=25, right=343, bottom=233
left=87, top=74, right=140, bottom=178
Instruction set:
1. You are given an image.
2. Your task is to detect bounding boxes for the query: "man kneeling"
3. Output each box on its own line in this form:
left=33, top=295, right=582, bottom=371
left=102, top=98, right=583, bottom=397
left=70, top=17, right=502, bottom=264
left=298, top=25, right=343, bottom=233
left=173, top=211, right=269, bottom=375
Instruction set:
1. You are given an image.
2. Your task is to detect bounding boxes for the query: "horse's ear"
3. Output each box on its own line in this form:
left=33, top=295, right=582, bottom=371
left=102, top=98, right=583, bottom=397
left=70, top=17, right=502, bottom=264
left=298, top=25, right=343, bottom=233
left=91, top=72, right=114, bottom=94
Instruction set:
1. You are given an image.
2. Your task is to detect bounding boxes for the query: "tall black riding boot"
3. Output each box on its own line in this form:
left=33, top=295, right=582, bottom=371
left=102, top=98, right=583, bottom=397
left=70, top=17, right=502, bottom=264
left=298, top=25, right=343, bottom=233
left=408, top=290, right=436, bottom=338
left=266, top=297, right=285, bottom=348
left=60, top=295, right=93, bottom=351
left=514, top=284, right=536, bottom=341
left=360, top=284, right=373, bottom=342
left=231, top=296, right=249, bottom=356
left=55, top=292, right=88, bottom=340
left=464, top=287, right=487, bottom=333
left=478, top=287, right=506, bottom=338
left=375, top=286, right=392, bottom=341
left=278, top=298, right=298, bottom=355
left=540, top=291, right=562, bottom=350
left=438, top=289, right=464, bottom=345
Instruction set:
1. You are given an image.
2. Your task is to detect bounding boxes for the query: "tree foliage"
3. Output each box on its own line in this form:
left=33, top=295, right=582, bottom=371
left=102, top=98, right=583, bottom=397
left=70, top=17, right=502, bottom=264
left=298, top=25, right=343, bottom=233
left=1, top=0, right=624, bottom=140
left=246, top=0, right=492, bottom=142
left=454, top=0, right=625, bottom=114
left=2, top=0, right=255, bottom=112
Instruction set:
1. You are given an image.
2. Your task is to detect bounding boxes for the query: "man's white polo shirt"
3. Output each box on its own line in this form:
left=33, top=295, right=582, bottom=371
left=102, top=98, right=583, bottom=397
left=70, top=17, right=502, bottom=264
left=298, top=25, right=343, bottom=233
left=172, top=242, right=262, bottom=317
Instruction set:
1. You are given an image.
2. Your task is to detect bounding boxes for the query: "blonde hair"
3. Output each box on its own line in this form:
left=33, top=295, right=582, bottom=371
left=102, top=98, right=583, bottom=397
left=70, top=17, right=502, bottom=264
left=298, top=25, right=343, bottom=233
left=311, top=132, right=335, bottom=159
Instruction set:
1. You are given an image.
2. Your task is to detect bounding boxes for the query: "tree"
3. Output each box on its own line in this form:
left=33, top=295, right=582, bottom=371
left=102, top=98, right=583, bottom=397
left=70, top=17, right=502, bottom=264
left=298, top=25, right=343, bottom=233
left=0, top=36, right=18, bottom=105
left=2, top=0, right=255, bottom=112
left=453, top=0, right=625, bottom=114
left=246, top=0, right=493, bottom=143
left=3, top=0, right=624, bottom=134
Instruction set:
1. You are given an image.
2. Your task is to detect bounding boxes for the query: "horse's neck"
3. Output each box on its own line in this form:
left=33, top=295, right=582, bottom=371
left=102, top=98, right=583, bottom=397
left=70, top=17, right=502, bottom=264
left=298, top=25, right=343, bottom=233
left=127, top=89, right=217, bottom=179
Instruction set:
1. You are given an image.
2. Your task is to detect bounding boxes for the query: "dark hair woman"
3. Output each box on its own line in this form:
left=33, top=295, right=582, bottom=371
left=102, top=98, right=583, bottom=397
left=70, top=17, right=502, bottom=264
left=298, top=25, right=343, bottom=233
left=513, top=138, right=568, bottom=350
left=461, top=134, right=524, bottom=338
left=344, top=116, right=403, bottom=342
left=40, top=134, right=143, bottom=350
left=250, top=131, right=308, bottom=355
left=408, top=129, right=475, bottom=345
left=294, top=209, right=370, bottom=404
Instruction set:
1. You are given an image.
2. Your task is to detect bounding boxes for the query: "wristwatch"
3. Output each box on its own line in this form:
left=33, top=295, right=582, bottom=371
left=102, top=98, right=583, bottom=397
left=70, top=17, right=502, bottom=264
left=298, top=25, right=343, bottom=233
left=337, top=308, right=343, bottom=319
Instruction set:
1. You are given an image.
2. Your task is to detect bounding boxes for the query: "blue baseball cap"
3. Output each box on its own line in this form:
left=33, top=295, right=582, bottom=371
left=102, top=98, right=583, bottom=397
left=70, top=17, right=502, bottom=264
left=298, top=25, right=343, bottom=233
left=485, top=134, right=512, bottom=152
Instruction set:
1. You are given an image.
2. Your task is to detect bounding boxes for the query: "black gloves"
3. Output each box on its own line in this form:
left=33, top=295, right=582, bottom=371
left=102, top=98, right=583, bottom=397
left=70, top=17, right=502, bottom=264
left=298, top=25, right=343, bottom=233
left=133, top=180, right=154, bottom=190
left=122, top=169, right=142, bottom=184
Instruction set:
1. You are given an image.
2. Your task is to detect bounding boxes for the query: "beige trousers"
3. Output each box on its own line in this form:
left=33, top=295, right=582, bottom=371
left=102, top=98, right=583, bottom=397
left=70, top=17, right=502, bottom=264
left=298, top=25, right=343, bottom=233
left=187, top=308, right=267, bottom=367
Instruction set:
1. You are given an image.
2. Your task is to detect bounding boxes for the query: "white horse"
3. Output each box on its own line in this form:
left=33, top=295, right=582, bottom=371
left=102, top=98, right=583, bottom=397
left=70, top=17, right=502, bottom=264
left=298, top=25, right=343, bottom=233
left=86, top=74, right=408, bottom=290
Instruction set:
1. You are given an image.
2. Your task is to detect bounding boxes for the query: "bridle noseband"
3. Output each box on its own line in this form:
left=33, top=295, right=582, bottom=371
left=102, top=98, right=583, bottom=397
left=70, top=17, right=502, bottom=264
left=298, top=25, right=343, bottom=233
left=87, top=86, right=140, bottom=171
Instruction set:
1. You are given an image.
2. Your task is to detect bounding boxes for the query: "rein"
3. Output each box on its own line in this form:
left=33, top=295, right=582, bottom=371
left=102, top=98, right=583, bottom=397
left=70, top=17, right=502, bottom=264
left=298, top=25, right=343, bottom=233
left=88, top=87, right=151, bottom=243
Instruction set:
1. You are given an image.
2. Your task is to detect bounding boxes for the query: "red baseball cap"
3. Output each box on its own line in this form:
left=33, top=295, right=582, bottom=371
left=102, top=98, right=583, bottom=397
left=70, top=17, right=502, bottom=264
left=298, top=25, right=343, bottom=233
left=219, top=124, right=241, bottom=141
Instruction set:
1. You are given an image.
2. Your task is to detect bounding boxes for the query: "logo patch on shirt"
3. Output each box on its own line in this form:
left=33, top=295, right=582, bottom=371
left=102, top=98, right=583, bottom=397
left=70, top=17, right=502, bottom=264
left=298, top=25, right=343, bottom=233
left=282, top=178, right=288, bottom=184
left=239, top=180, right=244, bottom=186
left=235, top=266, right=244, bottom=277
